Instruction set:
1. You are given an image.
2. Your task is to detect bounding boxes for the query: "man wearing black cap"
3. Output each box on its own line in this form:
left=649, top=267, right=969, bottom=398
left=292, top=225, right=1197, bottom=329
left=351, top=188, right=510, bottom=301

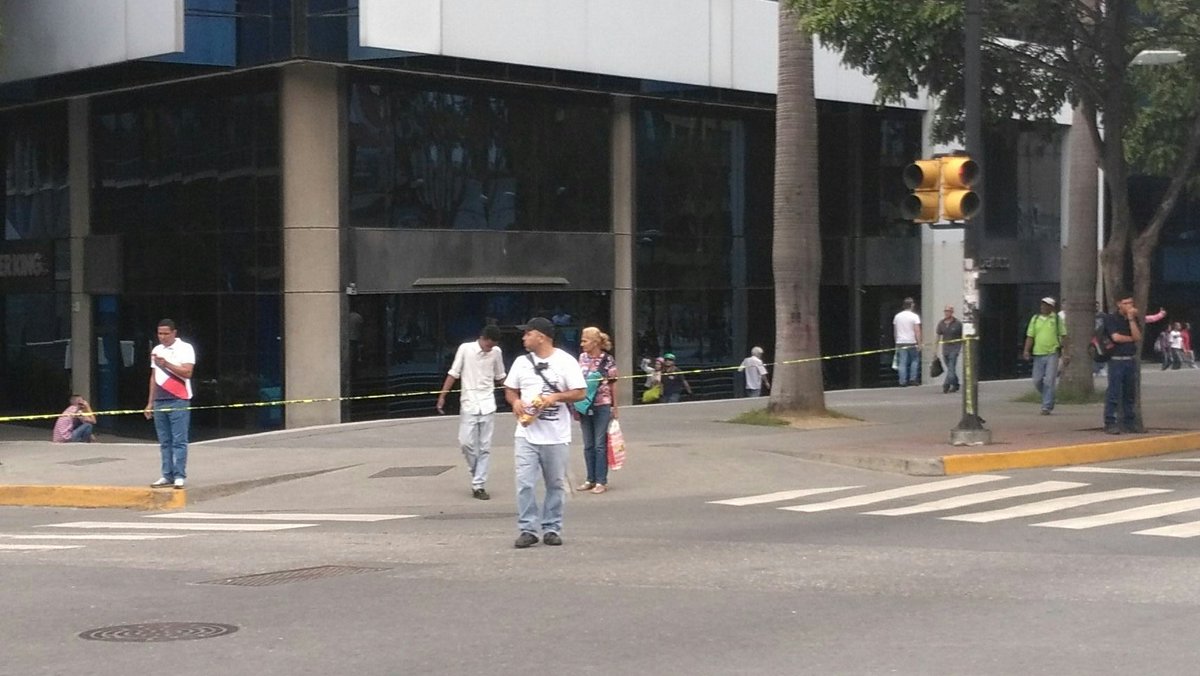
left=504, top=317, right=586, bottom=548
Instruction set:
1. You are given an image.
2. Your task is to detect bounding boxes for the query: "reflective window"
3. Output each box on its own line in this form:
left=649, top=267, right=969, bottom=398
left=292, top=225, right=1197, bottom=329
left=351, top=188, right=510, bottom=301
left=985, top=123, right=1065, bottom=239
left=348, top=79, right=611, bottom=231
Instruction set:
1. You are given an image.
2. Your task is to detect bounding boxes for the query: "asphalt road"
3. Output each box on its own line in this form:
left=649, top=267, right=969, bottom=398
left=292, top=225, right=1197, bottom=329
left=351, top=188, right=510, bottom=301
left=5, top=444, right=1200, bottom=675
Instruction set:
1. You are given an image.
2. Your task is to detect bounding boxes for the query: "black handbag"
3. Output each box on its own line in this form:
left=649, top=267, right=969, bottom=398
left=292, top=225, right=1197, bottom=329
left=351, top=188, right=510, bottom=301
left=931, top=357, right=944, bottom=378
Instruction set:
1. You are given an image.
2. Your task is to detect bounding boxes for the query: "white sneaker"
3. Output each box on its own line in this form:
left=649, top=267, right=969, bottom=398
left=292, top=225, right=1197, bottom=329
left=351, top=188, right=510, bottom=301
left=173, top=478, right=186, bottom=489
left=150, top=478, right=171, bottom=488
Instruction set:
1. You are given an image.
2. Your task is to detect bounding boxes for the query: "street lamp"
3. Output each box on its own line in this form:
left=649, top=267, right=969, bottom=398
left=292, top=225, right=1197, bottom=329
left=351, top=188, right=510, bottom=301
left=1131, top=49, right=1185, bottom=66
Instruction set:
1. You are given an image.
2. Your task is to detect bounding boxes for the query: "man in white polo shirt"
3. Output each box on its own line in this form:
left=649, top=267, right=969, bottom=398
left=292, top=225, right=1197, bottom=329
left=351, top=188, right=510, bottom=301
left=438, top=324, right=506, bottom=500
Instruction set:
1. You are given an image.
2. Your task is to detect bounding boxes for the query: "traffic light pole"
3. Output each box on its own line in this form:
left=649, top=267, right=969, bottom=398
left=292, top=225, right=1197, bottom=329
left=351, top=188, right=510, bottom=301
left=951, top=0, right=991, bottom=446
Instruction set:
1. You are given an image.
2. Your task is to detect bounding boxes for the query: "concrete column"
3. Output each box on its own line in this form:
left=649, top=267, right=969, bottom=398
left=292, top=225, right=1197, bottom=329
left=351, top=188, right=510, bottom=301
left=611, top=96, right=635, bottom=406
left=281, top=63, right=342, bottom=427
left=919, top=107, right=965, bottom=379
left=68, top=97, right=93, bottom=398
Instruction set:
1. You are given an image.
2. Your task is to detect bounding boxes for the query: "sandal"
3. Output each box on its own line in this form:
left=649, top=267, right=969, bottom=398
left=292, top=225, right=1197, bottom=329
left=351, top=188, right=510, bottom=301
left=591, top=484, right=607, bottom=494
left=577, top=481, right=595, bottom=491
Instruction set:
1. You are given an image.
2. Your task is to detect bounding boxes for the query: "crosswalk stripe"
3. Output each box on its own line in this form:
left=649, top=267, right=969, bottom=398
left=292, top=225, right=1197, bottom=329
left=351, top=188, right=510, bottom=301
left=943, top=487, right=1173, bottom=523
left=1054, top=467, right=1200, bottom=478
left=0, top=533, right=187, bottom=541
left=0, top=544, right=83, bottom=551
left=1133, top=520, right=1200, bottom=538
left=708, top=487, right=862, bottom=507
left=864, top=481, right=1088, bottom=516
left=40, top=522, right=316, bottom=532
left=144, top=512, right=418, bottom=522
left=1160, top=458, right=1200, bottom=463
left=1033, top=496, right=1200, bottom=529
left=778, top=475, right=1009, bottom=513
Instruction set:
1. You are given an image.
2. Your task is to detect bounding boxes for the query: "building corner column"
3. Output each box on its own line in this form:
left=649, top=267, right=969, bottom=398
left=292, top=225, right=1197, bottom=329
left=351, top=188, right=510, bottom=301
left=68, top=97, right=93, bottom=398
left=281, top=62, right=343, bottom=428
left=611, top=96, right=635, bottom=406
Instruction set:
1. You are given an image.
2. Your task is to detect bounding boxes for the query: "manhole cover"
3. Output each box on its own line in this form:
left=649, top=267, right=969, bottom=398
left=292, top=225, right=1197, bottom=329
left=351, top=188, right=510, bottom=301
left=197, top=565, right=390, bottom=587
left=60, top=457, right=125, bottom=466
left=79, top=622, right=238, bottom=642
left=370, top=465, right=454, bottom=478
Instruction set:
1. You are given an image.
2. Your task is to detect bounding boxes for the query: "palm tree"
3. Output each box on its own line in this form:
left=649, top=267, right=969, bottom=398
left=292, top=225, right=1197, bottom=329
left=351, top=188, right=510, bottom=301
left=769, top=5, right=826, bottom=416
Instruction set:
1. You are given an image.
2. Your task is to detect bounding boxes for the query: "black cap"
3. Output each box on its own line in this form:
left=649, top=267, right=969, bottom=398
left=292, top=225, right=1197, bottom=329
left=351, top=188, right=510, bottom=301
left=518, top=317, right=555, bottom=338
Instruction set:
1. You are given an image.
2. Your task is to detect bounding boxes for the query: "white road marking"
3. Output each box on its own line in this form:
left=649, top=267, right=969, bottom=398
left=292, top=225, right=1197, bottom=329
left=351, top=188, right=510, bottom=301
left=1159, top=458, right=1200, bottom=463
left=1033, top=497, right=1200, bottom=529
left=144, top=512, right=418, bottom=522
left=0, top=544, right=83, bottom=551
left=40, top=522, right=316, bottom=532
left=0, top=533, right=187, bottom=540
left=864, top=481, right=1088, bottom=516
left=779, top=475, right=1009, bottom=513
left=943, top=488, right=1172, bottom=523
left=1134, top=521, right=1200, bottom=538
left=708, top=487, right=862, bottom=507
left=1054, top=467, right=1200, bottom=478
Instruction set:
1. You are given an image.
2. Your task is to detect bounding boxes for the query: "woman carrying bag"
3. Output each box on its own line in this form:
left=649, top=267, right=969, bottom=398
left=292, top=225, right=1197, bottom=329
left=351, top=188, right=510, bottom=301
left=575, top=327, right=619, bottom=494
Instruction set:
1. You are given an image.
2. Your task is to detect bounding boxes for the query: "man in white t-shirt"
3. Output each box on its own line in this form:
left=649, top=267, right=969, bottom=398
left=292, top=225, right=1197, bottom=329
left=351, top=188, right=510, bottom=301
left=738, top=346, right=770, bottom=397
left=504, top=317, right=586, bottom=549
left=143, top=318, right=196, bottom=489
left=893, top=297, right=922, bottom=387
left=437, top=325, right=506, bottom=500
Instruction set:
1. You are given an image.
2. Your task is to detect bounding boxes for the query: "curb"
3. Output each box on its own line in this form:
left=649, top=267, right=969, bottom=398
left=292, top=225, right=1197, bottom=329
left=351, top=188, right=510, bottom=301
left=0, top=485, right=186, bottom=510
left=941, top=431, right=1200, bottom=474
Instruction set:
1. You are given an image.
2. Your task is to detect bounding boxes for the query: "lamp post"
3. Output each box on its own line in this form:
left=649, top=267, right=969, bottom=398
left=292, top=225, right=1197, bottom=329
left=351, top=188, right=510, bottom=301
left=950, top=0, right=991, bottom=445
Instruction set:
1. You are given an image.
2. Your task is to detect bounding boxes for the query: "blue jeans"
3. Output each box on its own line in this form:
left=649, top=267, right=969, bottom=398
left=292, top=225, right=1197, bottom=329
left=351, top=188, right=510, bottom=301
left=68, top=422, right=94, bottom=442
left=1104, top=359, right=1137, bottom=428
left=896, top=345, right=919, bottom=385
left=154, top=397, right=191, bottom=480
left=580, top=405, right=612, bottom=486
left=745, top=388, right=762, bottom=397
left=1031, top=353, right=1060, bottom=411
left=942, top=351, right=960, bottom=390
left=514, top=437, right=568, bottom=535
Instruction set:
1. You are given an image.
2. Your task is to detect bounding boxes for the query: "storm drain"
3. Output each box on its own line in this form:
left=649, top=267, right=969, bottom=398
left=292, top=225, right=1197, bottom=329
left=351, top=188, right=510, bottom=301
left=197, top=565, right=391, bottom=587
left=79, top=622, right=238, bottom=642
left=59, top=457, right=125, bottom=466
left=370, top=465, right=454, bottom=478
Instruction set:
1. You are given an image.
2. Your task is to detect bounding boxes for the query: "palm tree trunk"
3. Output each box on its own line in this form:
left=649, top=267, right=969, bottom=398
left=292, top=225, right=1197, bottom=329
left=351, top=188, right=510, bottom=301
left=769, top=5, right=825, bottom=415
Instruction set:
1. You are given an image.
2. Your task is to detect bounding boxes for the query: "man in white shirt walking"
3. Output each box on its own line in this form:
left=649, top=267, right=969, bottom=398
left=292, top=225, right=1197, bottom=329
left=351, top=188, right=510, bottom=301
left=738, top=346, right=770, bottom=397
left=438, top=325, right=507, bottom=500
left=893, top=297, right=922, bottom=387
left=504, top=317, right=586, bottom=549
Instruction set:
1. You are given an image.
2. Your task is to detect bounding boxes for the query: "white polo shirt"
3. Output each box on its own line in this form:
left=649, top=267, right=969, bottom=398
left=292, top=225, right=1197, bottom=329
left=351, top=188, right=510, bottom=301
left=448, top=340, right=506, bottom=415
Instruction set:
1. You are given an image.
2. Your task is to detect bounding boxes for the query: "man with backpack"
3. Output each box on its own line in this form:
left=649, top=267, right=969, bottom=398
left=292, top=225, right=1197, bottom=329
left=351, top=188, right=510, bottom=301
left=1023, top=297, right=1069, bottom=415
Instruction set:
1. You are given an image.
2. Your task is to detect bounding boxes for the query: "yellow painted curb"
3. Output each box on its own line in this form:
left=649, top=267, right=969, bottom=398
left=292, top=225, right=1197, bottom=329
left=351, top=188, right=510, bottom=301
left=0, top=485, right=186, bottom=510
left=942, top=431, right=1200, bottom=474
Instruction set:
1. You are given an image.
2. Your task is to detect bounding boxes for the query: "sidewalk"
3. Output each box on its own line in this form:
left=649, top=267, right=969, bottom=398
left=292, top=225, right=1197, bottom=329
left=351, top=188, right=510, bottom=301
left=0, top=368, right=1196, bottom=509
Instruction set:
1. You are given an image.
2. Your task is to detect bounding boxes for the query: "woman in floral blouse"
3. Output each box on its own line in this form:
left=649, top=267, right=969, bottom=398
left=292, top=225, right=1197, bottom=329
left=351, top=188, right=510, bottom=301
left=577, top=326, right=619, bottom=494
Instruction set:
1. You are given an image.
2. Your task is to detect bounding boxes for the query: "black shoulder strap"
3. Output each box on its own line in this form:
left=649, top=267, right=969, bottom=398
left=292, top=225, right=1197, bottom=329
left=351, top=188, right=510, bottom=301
left=526, top=353, right=561, bottom=393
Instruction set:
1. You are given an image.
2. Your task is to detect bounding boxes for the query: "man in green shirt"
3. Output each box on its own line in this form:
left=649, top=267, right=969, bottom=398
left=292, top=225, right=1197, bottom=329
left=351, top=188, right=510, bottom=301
left=1022, top=297, right=1069, bottom=415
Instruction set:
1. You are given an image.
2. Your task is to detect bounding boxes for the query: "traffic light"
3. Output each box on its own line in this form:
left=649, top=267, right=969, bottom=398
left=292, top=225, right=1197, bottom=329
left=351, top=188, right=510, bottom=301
left=940, top=156, right=980, bottom=221
left=900, top=159, right=942, bottom=223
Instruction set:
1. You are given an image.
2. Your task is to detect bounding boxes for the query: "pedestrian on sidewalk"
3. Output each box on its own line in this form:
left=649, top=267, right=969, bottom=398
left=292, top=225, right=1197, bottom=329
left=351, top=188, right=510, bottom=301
left=504, top=317, right=586, bottom=549
left=576, top=327, right=619, bottom=495
left=1183, top=322, right=1196, bottom=368
left=437, top=324, right=507, bottom=501
left=1102, top=292, right=1142, bottom=434
left=1165, top=322, right=1185, bottom=370
left=935, top=305, right=962, bottom=394
left=144, top=319, right=195, bottom=489
left=738, top=346, right=771, bottom=397
left=51, top=394, right=97, bottom=443
left=893, top=297, right=922, bottom=387
left=660, top=353, right=692, bottom=402
left=1022, top=297, right=1068, bottom=415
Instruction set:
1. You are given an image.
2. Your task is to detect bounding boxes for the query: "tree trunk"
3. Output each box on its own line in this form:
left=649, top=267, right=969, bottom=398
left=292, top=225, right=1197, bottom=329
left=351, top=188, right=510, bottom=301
left=769, top=6, right=825, bottom=416
left=1059, top=105, right=1098, bottom=398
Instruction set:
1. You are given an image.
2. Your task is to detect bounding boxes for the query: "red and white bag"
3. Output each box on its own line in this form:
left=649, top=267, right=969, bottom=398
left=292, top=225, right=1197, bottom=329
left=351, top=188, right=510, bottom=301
left=606, top=419, right=626, bottom=470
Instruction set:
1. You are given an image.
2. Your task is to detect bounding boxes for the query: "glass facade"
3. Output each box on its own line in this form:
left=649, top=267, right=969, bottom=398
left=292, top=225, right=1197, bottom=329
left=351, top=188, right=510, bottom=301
left=985, top=123, right=1065, bottom=239
left=634, top=104, right=775, bottom=399
left=348, top=77, right=611, bottom=231
left=347, top=290, right=610, bottom=421
left=0, top=104, right=71, bottom=417
left=91, top=74, right=282, bottom=437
